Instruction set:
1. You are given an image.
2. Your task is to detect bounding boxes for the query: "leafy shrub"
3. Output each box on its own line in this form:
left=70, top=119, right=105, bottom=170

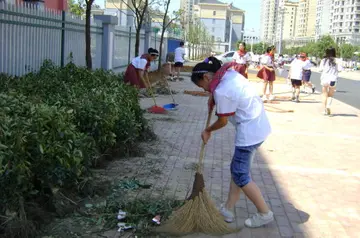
left=0, top=92, right=95, bottom=209
left=0, top=61, right=154, bottom=237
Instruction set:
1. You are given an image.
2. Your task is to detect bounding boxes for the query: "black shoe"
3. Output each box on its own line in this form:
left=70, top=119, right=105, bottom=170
left=312, top=87, right=316, bottom=93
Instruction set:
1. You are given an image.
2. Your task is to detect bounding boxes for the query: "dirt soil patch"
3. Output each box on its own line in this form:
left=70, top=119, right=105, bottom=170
left=39, top=138, right=185, bottom=238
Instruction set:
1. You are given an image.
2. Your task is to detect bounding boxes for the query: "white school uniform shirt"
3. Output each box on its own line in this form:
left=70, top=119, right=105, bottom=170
left=260, top=55, right=274, bottom=67
left=319, top=58, right=342, bottom=84
left=214, top=70, right=272, bottom=147
left=232, top=51, right=251, bottom=64
left=289, top=58, right=306, bottom=80
left=131, top=56, right=147, bottom=70
left=174, top=47, right=186, bottom=63
left=303, top=59, right=314, bottom=70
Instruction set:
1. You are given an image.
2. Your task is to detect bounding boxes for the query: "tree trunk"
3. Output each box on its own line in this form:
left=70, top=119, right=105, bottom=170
left=158, top=29, right=166, bottom=70
left=135, top=26, right=141, bottom=57
left=85, top=1, right=92, bottom=70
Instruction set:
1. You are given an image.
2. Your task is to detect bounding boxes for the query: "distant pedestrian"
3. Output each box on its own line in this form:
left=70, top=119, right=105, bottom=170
left=173, top=41, right=186, bottom=81
left=257, top=46, right=276, bottom=101
left=299, top=53, right=316, bottom=93
left=319, top=47, right=343, bottom=115
left=232, top=42, right=251, bottom=78
left=124, top=48, right=159, bottom=92
left=288, top=54, right=308, bottom=103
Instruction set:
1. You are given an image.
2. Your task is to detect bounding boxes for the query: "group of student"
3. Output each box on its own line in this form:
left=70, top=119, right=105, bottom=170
left=123, top=42, right=342, bottom=228
left=287, top=47, right=341, bottom=115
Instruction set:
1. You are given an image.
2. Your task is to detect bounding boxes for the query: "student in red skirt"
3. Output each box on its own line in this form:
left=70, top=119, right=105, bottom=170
left=232, top=42, right=251, bottom=78
left=124, top=48, right=159, bottom=91
left=257, top=46, right=276, bottom=101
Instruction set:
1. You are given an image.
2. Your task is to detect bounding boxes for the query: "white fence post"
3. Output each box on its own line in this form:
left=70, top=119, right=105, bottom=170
left=94, top=15, right=117, bottom=70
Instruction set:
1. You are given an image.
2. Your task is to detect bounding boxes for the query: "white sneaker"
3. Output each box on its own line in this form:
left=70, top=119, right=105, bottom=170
left=244, top=211, right=274, bottom=228
left=262, top=95, right=267, bottom=101
left=220, top=204, right=235, bottom=223
left=269, top=94, right=275, bottom=101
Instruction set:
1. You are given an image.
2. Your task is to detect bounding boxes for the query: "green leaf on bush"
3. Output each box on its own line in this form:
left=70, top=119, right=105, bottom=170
left=85, top=204, right=93, bottom=209
left=0, top=143, right=8, bottom=149
left=39, top=144, right=44, bottom=154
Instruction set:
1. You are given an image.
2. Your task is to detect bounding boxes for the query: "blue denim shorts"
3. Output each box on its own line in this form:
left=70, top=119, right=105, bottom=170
left=230, top=142, right=263, bottom=187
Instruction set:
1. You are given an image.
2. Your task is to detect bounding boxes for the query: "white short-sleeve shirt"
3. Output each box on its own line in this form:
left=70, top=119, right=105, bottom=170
left=131, top=56, right=147, bottom=70
left=214, top=70, right=272, bottom=147
left=260, top=55, right=274, bottom=67
left=319, top=58, right=342, bottom=83
left=232, top=52, right=251, bottom=64
left=174, top=47, right=186, bottom=63
left=289, top=59, right=306, bottom=80
left=303, top=59, right=314, bottom=70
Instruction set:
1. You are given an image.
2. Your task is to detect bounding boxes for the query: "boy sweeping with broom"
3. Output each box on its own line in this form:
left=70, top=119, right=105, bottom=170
left=192, top=57, right=274, bottom=228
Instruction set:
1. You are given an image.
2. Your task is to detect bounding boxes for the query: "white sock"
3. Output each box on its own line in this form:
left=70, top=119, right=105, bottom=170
left=327, top=97, right=333, bottom=108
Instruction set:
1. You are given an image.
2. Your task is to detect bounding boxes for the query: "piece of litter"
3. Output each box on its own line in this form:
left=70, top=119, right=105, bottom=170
left=117, top=210, right=127, bottom=220
left=152, top=215, right=161, bottom=225
left=117, top=222, right=133, bottom=230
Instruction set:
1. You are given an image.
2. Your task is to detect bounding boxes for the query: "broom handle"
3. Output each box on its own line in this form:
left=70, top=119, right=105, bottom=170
left=145, top=74, right=157, bottom=106
left=165, top=77, right=176, bottom=104
left=197, top=110, right=213, bottom=173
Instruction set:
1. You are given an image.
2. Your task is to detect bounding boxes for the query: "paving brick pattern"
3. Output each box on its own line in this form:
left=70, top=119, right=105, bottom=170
left=138, top=74, right=360, bottom=238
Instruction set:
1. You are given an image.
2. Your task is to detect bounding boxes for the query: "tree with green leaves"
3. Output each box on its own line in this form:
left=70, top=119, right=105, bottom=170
left=339, top=43, right=356, bottom=60
left=153, top=0, right=182, bottom=70
left=113, top=0, right=157, bottom=57
left=68, top=0, right=100, bottom=16
left=68, top=0, right=84, bottom=16
left=186, top=19, right=212, bottom=59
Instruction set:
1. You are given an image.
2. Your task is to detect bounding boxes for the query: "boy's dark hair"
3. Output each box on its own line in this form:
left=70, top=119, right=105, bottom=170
left=148, top=48, right=159, bottom=56
left=266, top=46, right=273, bottom=53
left=191, top=57, right=222, bottom=84
left=180, top=41, right=185, bottom=47
left=279, top=54, right=284, bottom=57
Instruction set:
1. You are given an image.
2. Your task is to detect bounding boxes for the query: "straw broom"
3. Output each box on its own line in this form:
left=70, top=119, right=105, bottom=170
left=158, top=111, right=238, bottom=236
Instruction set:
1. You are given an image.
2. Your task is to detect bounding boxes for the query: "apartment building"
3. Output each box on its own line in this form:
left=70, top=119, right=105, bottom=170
left=193, top=0, right=245, bottom=51
left=296, top=0, right=317, bottom=38
left=315, top=0, right=331, bottom=39
left=180, top=0, right=200, bottom=27
left=330, top=0, right=360, bottom=45
left=276, top=0, right=298, bottom=42
left=260, top=0, right=278, bottom=44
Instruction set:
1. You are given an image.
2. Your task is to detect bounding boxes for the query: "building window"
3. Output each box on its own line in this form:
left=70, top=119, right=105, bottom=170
left=213, top=11, right=216, bottom=16
left=212, top=19, right=215, bottom=24
left=212, top=27, right=215, bottom=32
left=212, top=36, right=215, bottom=41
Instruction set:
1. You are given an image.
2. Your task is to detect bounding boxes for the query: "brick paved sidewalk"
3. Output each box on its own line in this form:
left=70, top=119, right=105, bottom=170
left=139, top=75, right=360, bottom=238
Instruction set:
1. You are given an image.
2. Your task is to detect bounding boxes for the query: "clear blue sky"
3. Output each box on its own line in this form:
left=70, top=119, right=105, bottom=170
left=96, top=0, right=261, bottom=36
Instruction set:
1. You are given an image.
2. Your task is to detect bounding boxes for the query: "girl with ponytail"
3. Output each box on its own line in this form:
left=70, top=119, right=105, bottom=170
left=191, top=56, right=274, bottom=229
left=124, top=48, right=159, bottom=90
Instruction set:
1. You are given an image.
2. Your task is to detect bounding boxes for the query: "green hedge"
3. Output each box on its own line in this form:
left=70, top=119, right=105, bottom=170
left=0, top=61, right=153, bottom=236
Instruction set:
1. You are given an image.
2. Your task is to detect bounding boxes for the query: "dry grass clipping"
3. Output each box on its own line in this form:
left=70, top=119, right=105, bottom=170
left=157, top=112, right=238, bottom=236
left=183, top=90, right=210, bottom=97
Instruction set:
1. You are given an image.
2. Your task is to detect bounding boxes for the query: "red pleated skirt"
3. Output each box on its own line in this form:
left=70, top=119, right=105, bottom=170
left=257, top=67, right=276, bottom=82
left=124, top=64, right=146, bottom=88
left=234, top=64, right=248, bottom=78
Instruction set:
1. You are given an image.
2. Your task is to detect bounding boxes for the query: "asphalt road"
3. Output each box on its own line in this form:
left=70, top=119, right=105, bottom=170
left=249, top=68, right=360, bottom=110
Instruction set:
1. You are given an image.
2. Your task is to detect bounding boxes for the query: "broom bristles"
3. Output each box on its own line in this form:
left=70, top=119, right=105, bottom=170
left=157, top=173, right=239, bottom=236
